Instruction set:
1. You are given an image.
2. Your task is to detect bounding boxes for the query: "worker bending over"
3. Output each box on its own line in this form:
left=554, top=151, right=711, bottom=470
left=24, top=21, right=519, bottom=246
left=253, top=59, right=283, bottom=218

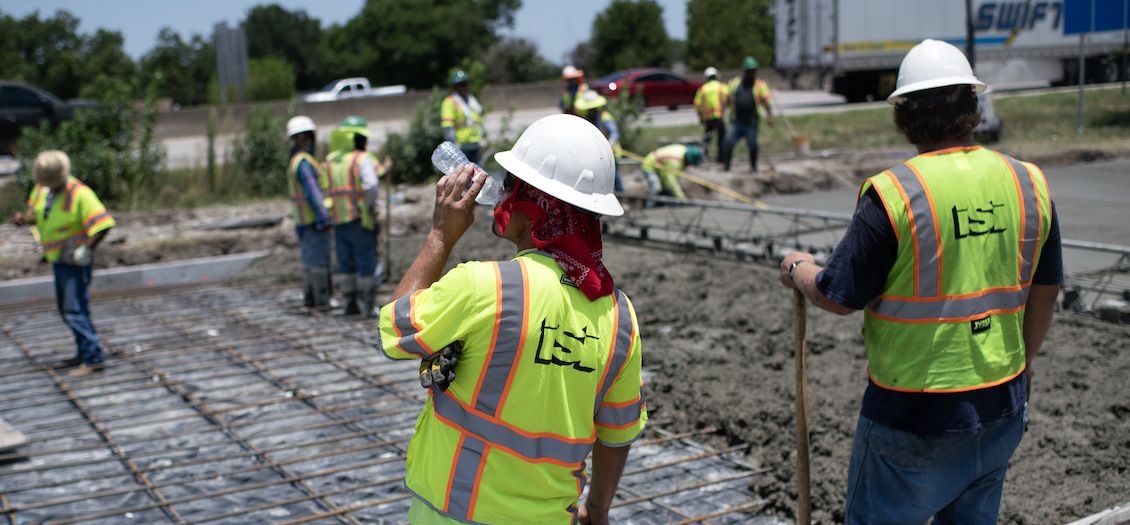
left=694, top=66, right=730, bottom=162
left=324, top=116, right=391, bottom=317
left=779, top=39, right=1062, bottom=524
left=642, top=143, right=704, bottom=203
left=378, top=114, right=647, bottom=524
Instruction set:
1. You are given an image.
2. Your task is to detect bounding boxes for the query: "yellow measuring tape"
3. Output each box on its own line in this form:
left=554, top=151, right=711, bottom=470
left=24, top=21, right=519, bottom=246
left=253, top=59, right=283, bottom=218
left=619, top=148, right=767, bottom=208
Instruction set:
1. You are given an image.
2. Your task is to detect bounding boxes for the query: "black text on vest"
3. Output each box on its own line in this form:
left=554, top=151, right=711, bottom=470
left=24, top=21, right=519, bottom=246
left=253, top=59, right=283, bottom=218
left=952, top=201, right=1007, bottom=239
left=534, top=318, right=597, bottom=373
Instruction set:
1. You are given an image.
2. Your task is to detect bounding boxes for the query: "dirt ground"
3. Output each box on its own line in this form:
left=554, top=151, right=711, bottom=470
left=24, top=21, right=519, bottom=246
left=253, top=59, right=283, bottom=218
left=4, top=153, right=1127, bottom=524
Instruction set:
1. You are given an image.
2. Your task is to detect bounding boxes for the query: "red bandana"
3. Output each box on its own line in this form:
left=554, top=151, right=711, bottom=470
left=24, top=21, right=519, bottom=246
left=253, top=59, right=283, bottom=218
left=493, top=179, right=614, bottom=301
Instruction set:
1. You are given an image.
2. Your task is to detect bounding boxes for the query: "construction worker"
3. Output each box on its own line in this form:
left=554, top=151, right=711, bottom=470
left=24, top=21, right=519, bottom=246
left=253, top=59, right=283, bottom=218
left=642, top=143, right=704, bottom=203
left=575, top=90, right=624, bottom=192
left=722, top=56, right=773, bottom=172
left=325, top=116, right=391, bottom=317
left=560, top=65, right=589, bottom=115
left=440, top=70, right=485, bottom=164
left=694, top=66, right=730, bottom=162
left=778, top=39, right=1062, bottom=524
left=9, top=151, right=115, bottom=377
left=286, top=115, right=333, bottom=310
left=378, top=114, right=646, bottom=524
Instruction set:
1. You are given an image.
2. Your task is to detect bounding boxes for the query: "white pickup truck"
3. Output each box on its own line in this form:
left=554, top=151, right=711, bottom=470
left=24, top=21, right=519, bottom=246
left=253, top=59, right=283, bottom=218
left=301, top=77, right=407, bottom=103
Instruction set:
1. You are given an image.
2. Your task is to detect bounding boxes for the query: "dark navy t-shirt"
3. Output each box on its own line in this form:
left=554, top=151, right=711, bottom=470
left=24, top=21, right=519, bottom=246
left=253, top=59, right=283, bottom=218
left=816, top=187, right=1063, bottom=435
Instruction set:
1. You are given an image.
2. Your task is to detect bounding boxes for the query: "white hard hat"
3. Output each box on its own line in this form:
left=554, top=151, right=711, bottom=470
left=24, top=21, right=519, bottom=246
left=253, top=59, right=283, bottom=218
left=561, top=65, right=583, bottom=80
left=494, top=114, right=623, bottom=217
left=888, top=39, right=986, bottom=105
left=704, top=67, right=719, bottom=78
left=287, top=116, right=316, bottom=137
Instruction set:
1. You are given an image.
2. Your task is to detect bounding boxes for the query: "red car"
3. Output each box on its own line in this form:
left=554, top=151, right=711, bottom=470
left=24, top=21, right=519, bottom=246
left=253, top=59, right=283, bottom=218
left=590, top=68, right=703, bottom=110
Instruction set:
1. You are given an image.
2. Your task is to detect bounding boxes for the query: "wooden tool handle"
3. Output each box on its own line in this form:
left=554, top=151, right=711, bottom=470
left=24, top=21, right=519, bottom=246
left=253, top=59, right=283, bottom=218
left=793, top=288, right=812, bottom=524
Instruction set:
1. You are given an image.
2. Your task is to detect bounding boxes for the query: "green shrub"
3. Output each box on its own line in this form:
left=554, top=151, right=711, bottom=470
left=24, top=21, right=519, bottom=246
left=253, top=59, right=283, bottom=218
left=16, top=76, right=165, bottom=210
left=247, top=57, right=296, bottom=102
left=606, top=92, right=651, bottom=154
left=381, top=89, right=447, bottom=185
left=231, top=106, right=288, bottom=196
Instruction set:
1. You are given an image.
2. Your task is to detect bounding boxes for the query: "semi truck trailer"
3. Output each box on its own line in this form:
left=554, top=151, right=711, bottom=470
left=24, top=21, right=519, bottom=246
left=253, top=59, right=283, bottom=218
left=776, top=0, right=1128, bottom=101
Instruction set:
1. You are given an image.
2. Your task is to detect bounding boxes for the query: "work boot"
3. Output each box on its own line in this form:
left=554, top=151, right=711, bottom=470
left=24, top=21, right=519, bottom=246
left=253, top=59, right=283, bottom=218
left=301, top=267, right=315, bottom=307
left=55, top=356, right=82, bottom=369
left=358, top=276, right=377, bottom=318
left=310, top=266, right=332, bottom=310
left=65, top=363, right=105, bottom=378
left=340, top=273, right=360, bottom=316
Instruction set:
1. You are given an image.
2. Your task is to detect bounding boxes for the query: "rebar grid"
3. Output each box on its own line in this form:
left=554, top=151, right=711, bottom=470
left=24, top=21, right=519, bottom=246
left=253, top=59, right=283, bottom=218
left=1, top=283, right=767, bottom=524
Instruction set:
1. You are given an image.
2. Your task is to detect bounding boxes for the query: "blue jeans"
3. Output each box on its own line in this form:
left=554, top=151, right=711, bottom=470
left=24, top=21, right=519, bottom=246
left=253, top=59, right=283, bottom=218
left=53, top=263, right=103, bottom=365
left=845, top=408, right=1026, bottom=525
left=722, top=119, right=760, bottom=171
left=295, top=225, right=331, bottom=268
left=333, top=220, right=377, bottom=276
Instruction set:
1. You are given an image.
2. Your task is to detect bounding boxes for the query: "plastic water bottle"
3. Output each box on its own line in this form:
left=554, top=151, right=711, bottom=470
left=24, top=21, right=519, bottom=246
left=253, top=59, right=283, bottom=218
left=430, top=141, right=505, bottom=207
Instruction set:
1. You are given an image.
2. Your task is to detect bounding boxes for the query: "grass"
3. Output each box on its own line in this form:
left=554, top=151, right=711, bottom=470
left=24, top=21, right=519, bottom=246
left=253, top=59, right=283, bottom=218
left=131, top=164, right=286, bottom=211
left=633, top=87, right=1130, bottom=160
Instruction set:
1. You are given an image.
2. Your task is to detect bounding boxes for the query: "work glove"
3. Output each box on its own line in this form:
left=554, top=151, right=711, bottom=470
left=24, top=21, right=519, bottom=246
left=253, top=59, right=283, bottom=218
left=419, top=341, right=462, bottom=391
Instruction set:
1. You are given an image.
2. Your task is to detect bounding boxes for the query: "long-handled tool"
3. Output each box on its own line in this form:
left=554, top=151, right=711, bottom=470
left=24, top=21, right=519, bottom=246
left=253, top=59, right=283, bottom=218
left=770, top=99, right=810, bottom=157
left=618, top=148, right=767, bottom=208
left=793, top=288, right=812, bottom=524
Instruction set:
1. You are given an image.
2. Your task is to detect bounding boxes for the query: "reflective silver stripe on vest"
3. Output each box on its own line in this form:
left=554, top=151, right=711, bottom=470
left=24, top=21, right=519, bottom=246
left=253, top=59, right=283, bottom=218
left=595, top=397, right=645, bottom=427
left=870, top=287, right=1030, bottom=320
left=445, top=434, right=487, bottom=520
left=594, top=290, right=633, bottom=416
left=1002, top=155, right=1041, bottom=284
left=432, top=392, right=592, bottom=464
left=474, top=261, right=525, bottom=417
left=392, top=294, right=432, bottom=358
left=888, top=163, right=939, bottom=297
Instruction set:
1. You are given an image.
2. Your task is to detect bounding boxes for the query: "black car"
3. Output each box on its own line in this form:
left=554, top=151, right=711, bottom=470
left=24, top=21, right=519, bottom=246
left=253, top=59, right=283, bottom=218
left=0, top=81, right=88, bottom=154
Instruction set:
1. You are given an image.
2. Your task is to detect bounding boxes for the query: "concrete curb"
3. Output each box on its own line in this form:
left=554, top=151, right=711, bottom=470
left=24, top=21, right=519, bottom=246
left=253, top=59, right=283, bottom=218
left=0, top=251, right=269, bottom=305
left=1065, top=502, right=1130, bottom=525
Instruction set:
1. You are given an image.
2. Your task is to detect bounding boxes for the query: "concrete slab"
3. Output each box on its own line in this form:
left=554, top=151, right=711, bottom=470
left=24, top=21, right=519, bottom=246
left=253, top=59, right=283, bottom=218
left=1065, top=502, right=1130, bottom=525
left=0, top=250, right=268, bottom=304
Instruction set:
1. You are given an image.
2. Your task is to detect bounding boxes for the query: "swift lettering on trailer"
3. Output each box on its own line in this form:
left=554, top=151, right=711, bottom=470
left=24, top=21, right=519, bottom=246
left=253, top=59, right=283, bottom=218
left=976, top=1, right=1064, bottom=32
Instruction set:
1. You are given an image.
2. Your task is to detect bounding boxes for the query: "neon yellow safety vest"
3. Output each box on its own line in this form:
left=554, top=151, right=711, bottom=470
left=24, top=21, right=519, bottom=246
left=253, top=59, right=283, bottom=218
left=378, top=251, right=647, bottom=524
left=440, top=94, right=484, bottom=145
left=727, top=77, right=771, bottom=120
left=694, top=79, right=730, bottom=120
left=286, top=151, right=328, bottom=226
left=644, top=144, right=688, bottom=200
left=325, top=149, right=377, bottom=230
left=861, top=146, right=1052, bottom=392
left=27, top=177, right=116, bottom=263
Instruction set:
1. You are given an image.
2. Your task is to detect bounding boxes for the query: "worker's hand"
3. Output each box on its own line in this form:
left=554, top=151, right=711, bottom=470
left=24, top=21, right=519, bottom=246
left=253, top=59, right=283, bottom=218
left=779, top=251, right=816, bottom=289
left=381, top=155, right=393, bottom=172
left=431, top=163, right=486, bottom=246
left=8, top=212, right=30, bottom=226
left=766, top=115, right=775, bottom=126
left=578, top=500, right=608, bottom=525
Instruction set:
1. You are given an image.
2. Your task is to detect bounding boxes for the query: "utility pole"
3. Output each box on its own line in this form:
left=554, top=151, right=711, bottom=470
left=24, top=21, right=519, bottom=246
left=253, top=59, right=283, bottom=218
left=965, top=0, right=976, bottom=69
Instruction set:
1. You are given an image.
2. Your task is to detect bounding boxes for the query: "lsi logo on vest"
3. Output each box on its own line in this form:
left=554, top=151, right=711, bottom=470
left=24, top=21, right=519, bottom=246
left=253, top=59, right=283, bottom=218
left=534, top=318, right=598, bottom=373
left=952, top=201, right=1008, bottom=239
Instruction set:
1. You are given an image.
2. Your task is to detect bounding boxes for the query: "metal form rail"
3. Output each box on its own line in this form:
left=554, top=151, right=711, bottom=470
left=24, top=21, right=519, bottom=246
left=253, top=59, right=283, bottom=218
left=607, top=196, right=1130, bottom=321
left=0, top=283, right=775, bottom=524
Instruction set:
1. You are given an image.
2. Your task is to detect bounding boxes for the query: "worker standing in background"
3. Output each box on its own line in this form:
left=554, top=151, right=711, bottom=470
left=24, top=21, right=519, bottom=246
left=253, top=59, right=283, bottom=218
left=560, top=65, right=589, bottom=115
left=575, top=90, right=624, bottom=192
left=325, top=116, right=391, bottom=317
left=722, top=56, right=773, bottom=172
left=286, top=116, right=333, bottom=310
left=642, top=143, right=704, bottom=203
left=694, top=66, right=730, bottom=162
left=440, top=70, right=485, bottom=164
left=378, top=114, right=646, bottom=525
left=9, top=151, right=115, bottom=377
left=778, top=39, right=1062, bottom=524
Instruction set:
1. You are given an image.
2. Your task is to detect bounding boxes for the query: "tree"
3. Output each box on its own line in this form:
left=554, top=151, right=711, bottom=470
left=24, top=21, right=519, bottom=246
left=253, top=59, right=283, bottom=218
left=566, top=41, right=592, bottom=73
left=242, top=4, right=325, bottom=90
left=77, top=30, right=136, bottom=98
left=139, top=28, right=214, bottom=107
left=0, top=9, right=85, bottom=99
left=686, top=0, right=773, bottom=72
left=589, top=0, right=671, bottom=76
left=245, top=57, right=297, bottom=101
left=322, top=0, right=521, bottom=89
left=483, top=38, right=558, bottom=83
